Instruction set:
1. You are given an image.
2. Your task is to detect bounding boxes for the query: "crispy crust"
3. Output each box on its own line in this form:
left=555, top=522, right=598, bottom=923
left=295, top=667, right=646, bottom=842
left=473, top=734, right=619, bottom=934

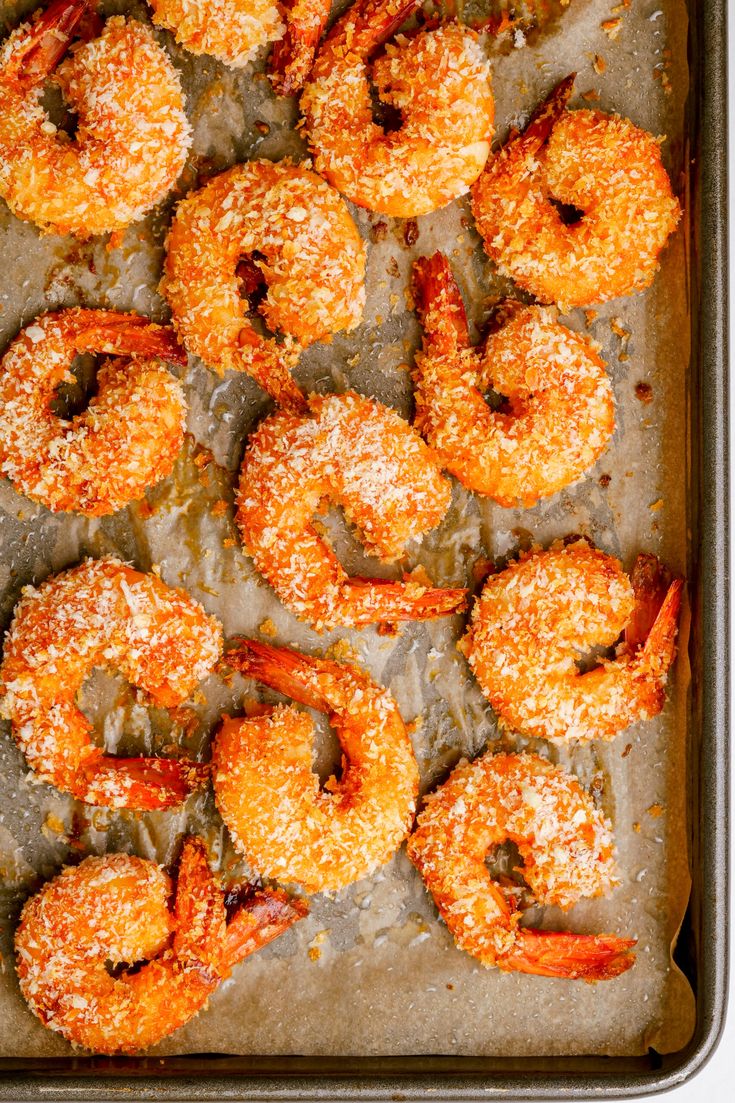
left=236, top=391, right=465, bottom=630
left=471, top=90, right=681, bottom=308
left=460, top=540, right=681, bottom=743
left=0, top=12, right=191, bottom=237
left=0, top=309, right=186, bottom=515
left=0, top=558, right=223, bottom=807
left=302, top=1, right=494, bottom=216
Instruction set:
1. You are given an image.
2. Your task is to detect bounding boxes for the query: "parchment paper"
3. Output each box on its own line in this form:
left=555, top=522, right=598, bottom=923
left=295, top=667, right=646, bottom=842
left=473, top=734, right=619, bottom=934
left=0, top=0, right=696, bottom=1058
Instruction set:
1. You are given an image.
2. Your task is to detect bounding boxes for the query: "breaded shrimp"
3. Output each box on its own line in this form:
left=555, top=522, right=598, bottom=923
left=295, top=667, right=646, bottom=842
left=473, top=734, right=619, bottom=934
left=0, top=0, right=191, bottom=238
left=269, top=0, right=332, bottom=95
left=471, top=76, right=681, bottom=308
left=0, top=309, right=187, bottom=516
left=301, top=0, right=494, bottom=216
left=460, top=540, right=683, bottom=743
left=149, top=0, right=330, bottom=96
left=162, top=159, right=366, bottom=412
left=236, top=391, right=467, bottom=631
left=0, top=558, right=223, bottom=808
left=407, top=752, right=636, bottom=978
left=15, top=836, right=307, bottom=1054
left=213, top=640, right=419, bottom=892
left=411, top=253, right=615, bottom=506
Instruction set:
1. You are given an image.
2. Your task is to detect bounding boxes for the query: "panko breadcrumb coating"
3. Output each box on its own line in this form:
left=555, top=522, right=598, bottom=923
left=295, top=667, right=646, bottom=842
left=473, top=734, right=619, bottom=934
left=213, top=640, right=419, bottom=892
left=0, top=309, right=187, bottom=516
left=0, top=558, right=223, bottom=808
left=150, top=0, right=330, bottom=96
left=412, top=253, right=615, bottom=506
left=236, top=391, right=466, bottom=631
left=407, top=752, right=636, bottom=979
left=150, top=0, right=285, bottom=69
left=460, top=540, right=683, bottom=743
left=0, top=2, right=191, bottom=238
left=471, top=76, right=681, bottom=308
left=301, top=0, right=494, bottom=216
left=15, top=836, right=307, bottom=1054
left=162, top=159, right=366, bottom=411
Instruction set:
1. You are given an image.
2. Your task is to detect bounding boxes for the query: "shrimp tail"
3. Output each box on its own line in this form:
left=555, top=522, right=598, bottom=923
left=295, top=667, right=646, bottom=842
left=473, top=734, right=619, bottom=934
left=5, top=0, right=89, bottom=91
left=412, top=253, right=471, bottom=354
left=345, top=576, right=467, bottom=625
left=234, top=340, right=308, bottom=413
left=72, top=312, right=188, bottom=366
left=223, top=887, right=309, bottom=969
left=269, top=0, right=331, bottom=96
left=172, top=837, right=227, bottom=982
left=323, top=0, right=421, bottom=57
left=502, top=928, right=637, bottom=980
left=626, top=554, right=683, bottom=662
left=642, top=577, right=683, bottom=664
left=174, top=839, right=308, bottom=979
left=520, top=73, right=576, bottom=151
left=225, top=639, right=332, bottom=711
left=81, top=754, right=210, bottom=810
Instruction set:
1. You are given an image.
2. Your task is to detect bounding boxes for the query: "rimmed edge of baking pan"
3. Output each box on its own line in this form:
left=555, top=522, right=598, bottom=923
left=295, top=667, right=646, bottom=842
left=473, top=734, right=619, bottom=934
left=0, top=0, right=727, bottom=1096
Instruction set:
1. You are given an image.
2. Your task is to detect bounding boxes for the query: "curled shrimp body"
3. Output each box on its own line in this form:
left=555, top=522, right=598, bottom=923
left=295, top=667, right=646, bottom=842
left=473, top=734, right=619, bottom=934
left=236, top=391, right=467, bottom=631
left=15, top=836, right=308, bottom=1054
left=411, top=253, right=614, bottom=507
left=471, top=76, right=681, bottom=308
left=0, top=558, right=223, bottom=809
left=407, top=752, right=636, bottom=979
left=149, top=0, right=330, bottom=96
left=213, top=640, right=419, bottom=892
left=301, top=0, right=494, bottom=217
left=0, top=309, right=187, bottom=516
left=460, top=540, right=683, bottom=744
left=0, top=1, right=191, bottom=239
left=162, top=159, right=366, bottom=412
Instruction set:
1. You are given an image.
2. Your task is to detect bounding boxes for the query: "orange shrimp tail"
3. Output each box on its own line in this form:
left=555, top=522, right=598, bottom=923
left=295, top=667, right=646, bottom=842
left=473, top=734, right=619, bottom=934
left=7, top=0, right=89, bottom=91
left=502, top=928, right=637, bottom=980
left=643, top=577, right=683, bottom=662
left=522, top=72, right=576, bottom=149
left=225, top=639, right=332, bottom=711
left=73, top=312, right=188, bottom=367
left=223, top=887, right=309, bottom=970
left=82, top=754, right=210, bottom=810
left=269, top=0, right=331, bottom=96
left=626, top=553, right=683, bottom=657
left=239, top=346, right=308, bottom=413
left=324, top=0, right=421, bottom=56
left=344, top=576, right=467, bottom=625
left=173, top=837, right=227, bottom=981
left=412, top=253, right=470, bottom=353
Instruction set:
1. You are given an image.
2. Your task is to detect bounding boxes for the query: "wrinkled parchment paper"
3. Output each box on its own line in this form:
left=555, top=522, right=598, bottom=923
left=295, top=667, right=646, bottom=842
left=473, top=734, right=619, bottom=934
left=0, top=0, right=695, bottom=1058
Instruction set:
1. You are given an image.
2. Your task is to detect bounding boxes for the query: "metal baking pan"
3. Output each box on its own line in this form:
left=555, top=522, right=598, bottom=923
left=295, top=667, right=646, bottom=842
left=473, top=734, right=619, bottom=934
left=0, top=0, right=727, bottom=1096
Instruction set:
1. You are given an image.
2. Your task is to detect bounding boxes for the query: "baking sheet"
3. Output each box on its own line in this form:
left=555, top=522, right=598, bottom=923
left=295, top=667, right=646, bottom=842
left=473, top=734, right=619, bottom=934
left=0, top=0, right=695, bottom=1058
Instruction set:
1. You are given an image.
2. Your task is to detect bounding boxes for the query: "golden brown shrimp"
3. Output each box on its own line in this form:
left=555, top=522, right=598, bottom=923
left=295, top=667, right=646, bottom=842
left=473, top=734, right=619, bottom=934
left=301, top=0, right=494, bottom=217
left=471, top=76, right=681, bottom=308
left=162, top=159, right=366, bottom=412
left=407, top=752, right=636, bottom=979
left=149, top=0, right=330, bottom=96
left=411, top=253, right=614, bottom=507
left=0, top=558, right=223, bottom=809
left=213, top=640, right=419, bottom=892
left=236, top=390, right=467, bottom=631
left=460, top=539, right=683, bottom=744
left=0, top=0, right=191, bottom=238
left=269, top=0, right=332, bottom=95
left=15, top=835, right=308, bottom=1054
left=0, top=309, right=187, bottom=516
